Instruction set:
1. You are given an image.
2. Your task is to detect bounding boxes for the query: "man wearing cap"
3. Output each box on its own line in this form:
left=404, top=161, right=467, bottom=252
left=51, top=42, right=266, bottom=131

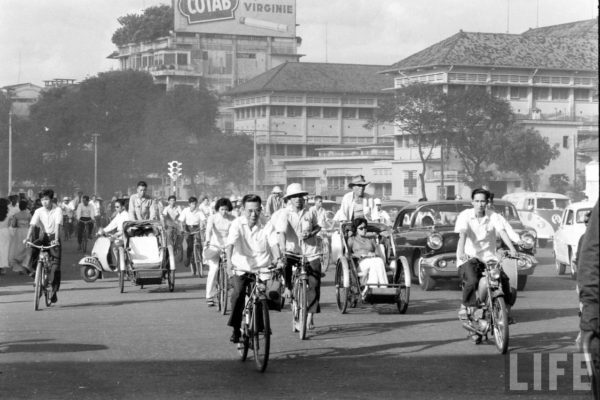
left=371, top=198, right=392, bottom=226
left=272, top=183, right=322, bottom=330
left=265, top=186, right=284, bottom=218
left=337, top=175, right=373, bottom=222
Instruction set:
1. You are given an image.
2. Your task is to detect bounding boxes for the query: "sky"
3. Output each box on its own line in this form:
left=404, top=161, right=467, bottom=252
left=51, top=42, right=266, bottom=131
left=0, top=0, right=596, bottom=87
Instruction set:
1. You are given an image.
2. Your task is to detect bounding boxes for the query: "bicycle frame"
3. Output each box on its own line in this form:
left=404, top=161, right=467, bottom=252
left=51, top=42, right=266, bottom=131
left=27, top=241, right=59, bottom=310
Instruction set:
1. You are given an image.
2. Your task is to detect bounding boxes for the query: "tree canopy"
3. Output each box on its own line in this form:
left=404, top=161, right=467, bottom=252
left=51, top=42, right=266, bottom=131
left=19, top=70, right=250, bottom=196
left=112, top=4, right=173, bottom=47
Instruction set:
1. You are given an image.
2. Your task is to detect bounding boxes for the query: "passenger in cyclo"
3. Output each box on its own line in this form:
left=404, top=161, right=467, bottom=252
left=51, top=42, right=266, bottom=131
left=225, top=194, right=282, bottom=343
left=203, top=197, right=235, bottom=307
left=347, top=217, right=389, bottom=287
left=97, top=199, right=131, bottom=265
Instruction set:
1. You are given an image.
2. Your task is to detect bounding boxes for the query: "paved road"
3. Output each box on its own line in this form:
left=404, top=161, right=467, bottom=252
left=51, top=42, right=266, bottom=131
left=0, top=240, right=593, bottom=400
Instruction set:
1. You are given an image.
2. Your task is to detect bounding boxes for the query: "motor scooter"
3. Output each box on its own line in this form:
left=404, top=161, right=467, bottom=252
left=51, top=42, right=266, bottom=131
left=78, top=234, right=124, bottom=282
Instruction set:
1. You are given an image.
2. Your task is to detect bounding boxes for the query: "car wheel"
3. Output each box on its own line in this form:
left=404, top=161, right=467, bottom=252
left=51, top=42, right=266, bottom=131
left=516, top=275, right=527, bottom=291
left=555, top=260, right=566, bottom=275
left=416, top=258, right=435, bottom=291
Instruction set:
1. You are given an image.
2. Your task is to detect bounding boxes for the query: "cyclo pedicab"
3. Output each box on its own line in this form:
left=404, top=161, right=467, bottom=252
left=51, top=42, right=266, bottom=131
left=120, top=220, right=176, bottom=293
left=331, top=221, right=411, bottom=314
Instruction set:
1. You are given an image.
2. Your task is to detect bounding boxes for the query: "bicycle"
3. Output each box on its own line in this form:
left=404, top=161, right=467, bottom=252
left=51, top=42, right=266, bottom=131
left=27, top=241, right=59, bottom=311
left=79, top=219, right=94, bottom=253
left=189, top=230, right=204, bottom=277
left=206, top=244, right=229, bottom=314
left=235, top=266, right=277, bottom=372
left=286, top=251, right=322, bottom=340
left=62, top=216, right=72, bottom=241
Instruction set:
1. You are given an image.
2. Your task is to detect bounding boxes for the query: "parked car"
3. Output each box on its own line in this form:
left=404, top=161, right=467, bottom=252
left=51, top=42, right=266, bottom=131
left=502, top=192, right=570, bottom=247
left=379, top=199, right=410, bottom=224
left=490, top=200, right=538, bottom=290
left=553, top=201, right=595, bottom=279
left=392, top=200, right=471, bottom=291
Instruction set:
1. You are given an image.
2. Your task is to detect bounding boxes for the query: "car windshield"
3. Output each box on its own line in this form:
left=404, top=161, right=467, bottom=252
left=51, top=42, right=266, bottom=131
left=413, top=203, right=471, bottom=227
left=537, top=198, right=568, bottom=210
left=576, top=208, right=592, bottom=223
left=490, top=203, right=520, bottom=222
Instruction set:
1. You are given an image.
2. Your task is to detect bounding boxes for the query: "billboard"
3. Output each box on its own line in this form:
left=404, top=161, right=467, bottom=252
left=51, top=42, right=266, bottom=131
left=174, top=0, right=296, bottom=38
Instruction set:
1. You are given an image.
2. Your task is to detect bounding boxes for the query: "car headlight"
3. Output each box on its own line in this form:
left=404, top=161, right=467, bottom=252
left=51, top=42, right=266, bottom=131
left=437, top=259, right=447, bottom=268
left=520, top=233, right=535, bottom=250
left=427, top=233, right=443, bottom=250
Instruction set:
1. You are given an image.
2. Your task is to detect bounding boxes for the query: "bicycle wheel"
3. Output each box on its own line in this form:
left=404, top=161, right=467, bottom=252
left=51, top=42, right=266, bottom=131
left=118, top=247, right=126, bottom=293
left=175, top=235, right=184, bottom=262
left=34, top=262, right=42, bottom=311
left=491, top=296, right=509, bottom=354
left=253, top=299, right=270, bottom=372
left=238, top=318, right=250, bottom=361
left=395, top=263, right=410, bottom=314
left=193, top=243, right=202, bottom=277
left=297, top=279, right=308, bottom=340
left=335, top=260, right=348, bottom=314
left=220, top=263, right=229, bottom=315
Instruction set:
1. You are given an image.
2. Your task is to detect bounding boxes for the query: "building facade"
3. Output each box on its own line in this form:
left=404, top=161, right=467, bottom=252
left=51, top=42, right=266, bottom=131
left=382, top=19, right=598, bottom=200
left=226, top=62, right=395, bottom=200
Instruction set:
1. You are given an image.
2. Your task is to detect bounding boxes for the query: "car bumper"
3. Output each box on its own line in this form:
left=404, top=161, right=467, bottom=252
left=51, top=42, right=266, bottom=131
left=420, top=253, right=459, bottom=279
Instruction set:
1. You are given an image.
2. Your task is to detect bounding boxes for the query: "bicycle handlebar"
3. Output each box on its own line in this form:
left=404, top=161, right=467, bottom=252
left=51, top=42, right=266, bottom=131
left=26, top=241, right=59, bottom=250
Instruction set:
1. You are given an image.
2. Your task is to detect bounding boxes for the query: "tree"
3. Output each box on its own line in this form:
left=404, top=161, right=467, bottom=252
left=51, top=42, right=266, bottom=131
left=112, top=5, right=173, bottom=47
left=370, top=83, right=447, bottom=199
left=495, top=126, right=560, bottom=191
left=444, top=87, right=516, bottom=188
left=549, top=173, right=570, bottom=194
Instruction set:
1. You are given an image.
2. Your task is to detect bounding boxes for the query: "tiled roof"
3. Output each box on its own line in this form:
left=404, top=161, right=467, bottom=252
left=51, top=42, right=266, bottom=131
left=386, top=19, right=598, bottom=72
left=522, top=19, right=598, bottom=40
left=225, top=62, right=393, bottom=95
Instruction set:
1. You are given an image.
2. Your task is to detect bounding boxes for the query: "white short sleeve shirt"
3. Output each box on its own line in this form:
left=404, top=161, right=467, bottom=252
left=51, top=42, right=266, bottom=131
left=454, top=208, right=505, bottom=263
left=30, top=205, right=63, bottom=235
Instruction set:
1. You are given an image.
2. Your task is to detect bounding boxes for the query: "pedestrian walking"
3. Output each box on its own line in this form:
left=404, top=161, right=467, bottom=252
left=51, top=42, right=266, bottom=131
left=0, top=198, right=10, bottom=275
left=8, top=200, right=32, bottom=274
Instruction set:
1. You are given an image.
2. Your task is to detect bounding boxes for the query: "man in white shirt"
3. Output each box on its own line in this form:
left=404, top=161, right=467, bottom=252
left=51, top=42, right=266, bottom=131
left=338, top=175, right=373, bottom=222
left=162, top=195, right=181, bottom=246
left=370, top=198, right=392, bottom=226
left=76, top=195, right=96, bottom=250
left=179, top=196, right=207, bottom=275
left=225, top=194, right=281, bottom=343
left=455, top=188, right=518, bottom=327
left=128, top=181, right=158, bottom=221
left=98, top=199, right=130, bottom=239
left=24, top=189, right=62, bottom=303
left=272, top=183, right=322, bottom=330
left=199, top=196, right=212, bottom=218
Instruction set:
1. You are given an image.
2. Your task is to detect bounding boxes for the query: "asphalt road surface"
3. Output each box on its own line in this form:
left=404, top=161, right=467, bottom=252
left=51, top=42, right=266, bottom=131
left=0, top=239, right=594, bottom=400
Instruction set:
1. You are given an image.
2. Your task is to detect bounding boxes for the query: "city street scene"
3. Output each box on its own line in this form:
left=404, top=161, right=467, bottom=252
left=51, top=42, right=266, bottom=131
left=0, top=1, right=598, bottom=399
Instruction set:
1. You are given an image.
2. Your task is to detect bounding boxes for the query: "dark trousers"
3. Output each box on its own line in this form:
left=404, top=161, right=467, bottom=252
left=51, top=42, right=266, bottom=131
left=29, top=234, right=62, bottom=293
left=227, top=274, right=254, bottom=331
left=284, top=257, right=322, bottom=314
left=183, top=225, right=201, bottom=265
left=77, top=217, right=94, bottom=244
left=459, top=258, right=513, bottom=307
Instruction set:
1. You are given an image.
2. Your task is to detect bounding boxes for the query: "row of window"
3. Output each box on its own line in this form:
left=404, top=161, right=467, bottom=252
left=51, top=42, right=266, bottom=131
left=235, top=106, right=374, bottom=119
left=448, top=85, right=599, bottom=101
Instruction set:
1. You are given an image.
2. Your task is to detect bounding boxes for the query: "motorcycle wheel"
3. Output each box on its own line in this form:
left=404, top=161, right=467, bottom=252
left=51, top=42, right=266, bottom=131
left=80, top=265, right=100, bottom=283
left=491, top=296, right=509, bottom=354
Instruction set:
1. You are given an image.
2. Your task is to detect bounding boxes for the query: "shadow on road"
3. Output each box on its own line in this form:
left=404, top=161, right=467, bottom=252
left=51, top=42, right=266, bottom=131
left=523, top=276, right=578, bottom=292
left=0, top=339, right=108, bottom=354
left=511, top=307, right=578, bottom=324
left=510, top=330, right=578, bottom=352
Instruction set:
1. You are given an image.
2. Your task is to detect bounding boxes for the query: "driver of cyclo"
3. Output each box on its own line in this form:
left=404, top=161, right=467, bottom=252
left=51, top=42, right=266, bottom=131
left=271, top=183, right=322, bottom=331
left=225, top=194, right=283, bottom=344
left=97, top=199, right=131, bottom=264
left=455, top=188, right=520, bottom=329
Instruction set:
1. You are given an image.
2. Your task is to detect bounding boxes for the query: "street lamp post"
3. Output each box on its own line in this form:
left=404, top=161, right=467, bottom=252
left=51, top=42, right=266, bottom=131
left=92, top=133, right=100, bottom=195
left=253, top=119, right=257, bottom=192
left=7, top=110, right=12, bottom=195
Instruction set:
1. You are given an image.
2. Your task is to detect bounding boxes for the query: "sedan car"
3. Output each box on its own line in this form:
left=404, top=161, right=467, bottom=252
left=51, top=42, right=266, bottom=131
left=392, top=201, right=471, bottom=291
left=553, top=201, right=595, bottom=279
left=379, top=199, right=410, bottom=224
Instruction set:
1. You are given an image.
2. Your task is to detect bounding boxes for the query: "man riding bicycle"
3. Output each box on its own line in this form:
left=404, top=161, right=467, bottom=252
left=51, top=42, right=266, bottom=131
left=455, top=188, right=519, bottom=342
left=162, top=195, right=181, bottom=247
left=24, top=189, right=62, bottom=303
left=60, top=196, right=74, bottom=238
left=225, top=194, right=282, bottom=343
left=178, top=196, right=207, bottom=275
left=272, top=183, right=322, bottom=330
left=76, top=195, right=96, bottom=251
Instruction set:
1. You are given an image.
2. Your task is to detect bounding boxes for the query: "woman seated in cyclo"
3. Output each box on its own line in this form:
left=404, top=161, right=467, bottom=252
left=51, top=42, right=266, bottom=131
left=347, top=217, right=388, bottom=287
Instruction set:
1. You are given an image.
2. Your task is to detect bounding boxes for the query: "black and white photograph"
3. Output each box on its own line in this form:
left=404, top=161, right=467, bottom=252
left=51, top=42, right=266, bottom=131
left=0, top=1, right=598, bottom=399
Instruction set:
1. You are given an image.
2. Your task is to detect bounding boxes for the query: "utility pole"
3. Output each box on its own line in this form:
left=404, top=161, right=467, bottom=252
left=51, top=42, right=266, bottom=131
left=7, top=110, right=12, bottom=195
left=92, top=133, right=100, bottom=195
left=253, top=118, right=257, bottom=192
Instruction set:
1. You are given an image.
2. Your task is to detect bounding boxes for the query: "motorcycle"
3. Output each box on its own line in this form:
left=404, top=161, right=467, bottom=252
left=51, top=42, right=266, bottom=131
left=78, top=234, right=125, bottom=283
left=461, top=254, right=512, bottom=354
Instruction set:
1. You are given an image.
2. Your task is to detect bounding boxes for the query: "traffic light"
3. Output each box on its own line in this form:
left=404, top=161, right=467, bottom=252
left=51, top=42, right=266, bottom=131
left=167, top=160, right=182, bottom=181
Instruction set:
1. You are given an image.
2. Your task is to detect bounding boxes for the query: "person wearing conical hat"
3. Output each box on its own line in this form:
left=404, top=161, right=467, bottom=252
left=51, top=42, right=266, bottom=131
left=337, top=175, right=373, bottom=222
